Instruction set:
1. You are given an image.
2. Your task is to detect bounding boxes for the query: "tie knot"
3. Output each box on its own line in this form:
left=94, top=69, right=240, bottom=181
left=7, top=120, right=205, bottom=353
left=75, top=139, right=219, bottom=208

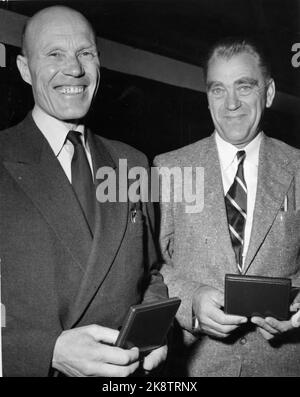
left=237, top=150, right=246, bottom=162
left=67, top=130, right=83, bottom=146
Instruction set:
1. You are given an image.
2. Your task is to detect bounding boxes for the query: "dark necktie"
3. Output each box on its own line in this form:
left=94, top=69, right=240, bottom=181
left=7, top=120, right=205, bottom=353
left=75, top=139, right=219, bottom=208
left=224, top=150, right=247, bottom=273
left=67, top=130, right=95, bottom=234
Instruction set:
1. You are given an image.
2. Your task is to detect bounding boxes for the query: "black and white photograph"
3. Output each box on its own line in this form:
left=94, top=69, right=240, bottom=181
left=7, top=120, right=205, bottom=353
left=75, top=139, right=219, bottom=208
left=0, top=0, right=299, bottom=383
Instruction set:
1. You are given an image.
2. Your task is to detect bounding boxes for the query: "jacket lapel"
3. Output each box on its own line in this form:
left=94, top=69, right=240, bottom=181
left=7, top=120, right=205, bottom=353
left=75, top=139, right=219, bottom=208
left=201, top=136, right=237, bottom=273
left=2, top=115, right=92, bottom=273
left=243, top=135, right=294, bottom=273
left=67, top=132, right=129, bottom=328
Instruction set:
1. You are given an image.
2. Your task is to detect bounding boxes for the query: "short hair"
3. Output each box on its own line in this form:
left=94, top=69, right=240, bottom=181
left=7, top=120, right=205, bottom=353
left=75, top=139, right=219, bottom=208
left=203, top=36, right=272, bottom=82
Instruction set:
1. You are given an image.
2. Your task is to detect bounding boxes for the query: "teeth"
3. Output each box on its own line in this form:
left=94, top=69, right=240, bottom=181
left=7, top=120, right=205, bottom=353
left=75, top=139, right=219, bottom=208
left=57, top=86, right=84, bottom=94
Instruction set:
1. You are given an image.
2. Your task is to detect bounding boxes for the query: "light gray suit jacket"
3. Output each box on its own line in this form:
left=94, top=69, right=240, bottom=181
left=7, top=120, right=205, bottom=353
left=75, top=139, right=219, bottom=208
left=154, top=133, right=300, bottom=377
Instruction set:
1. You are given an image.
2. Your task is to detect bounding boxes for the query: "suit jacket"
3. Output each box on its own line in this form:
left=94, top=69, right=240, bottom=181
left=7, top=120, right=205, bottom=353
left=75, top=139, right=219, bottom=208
left=0, top=114, right=167, bottom=377
left=154, top=133, right=300, bottom=377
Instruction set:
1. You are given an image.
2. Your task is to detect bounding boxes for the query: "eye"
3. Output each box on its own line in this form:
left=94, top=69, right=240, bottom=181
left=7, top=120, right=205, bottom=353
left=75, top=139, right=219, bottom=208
left=79, top=51, right=95, bottom=59
left=210, top=87, right=225, bottom=97
left=48, top=51, right=63, bottom=59
left=237, top=85, right=253, bottom=95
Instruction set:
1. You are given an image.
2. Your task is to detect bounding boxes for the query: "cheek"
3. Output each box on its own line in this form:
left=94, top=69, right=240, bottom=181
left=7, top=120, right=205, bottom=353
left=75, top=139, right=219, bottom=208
left=246, top=94, right=264, bottom=114
left=33, top=66, right=57, bottom=94
left=248, top=100, right=263, bottom=123
left=88, top=66, right=100, bottom=90
left=208, top=100, right=220, bottom=119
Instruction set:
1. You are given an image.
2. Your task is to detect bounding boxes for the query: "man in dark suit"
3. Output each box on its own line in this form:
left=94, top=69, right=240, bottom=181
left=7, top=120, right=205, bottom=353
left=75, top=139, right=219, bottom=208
left=155, top=37, right=300, bottom=376
left=0, top=5, right=168, bottom=376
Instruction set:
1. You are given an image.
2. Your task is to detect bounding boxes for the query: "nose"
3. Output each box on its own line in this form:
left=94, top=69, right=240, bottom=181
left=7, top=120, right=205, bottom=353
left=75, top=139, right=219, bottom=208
left=225, top=88, right=241, bottom=111
left=62, top=55, right=84, bottom=77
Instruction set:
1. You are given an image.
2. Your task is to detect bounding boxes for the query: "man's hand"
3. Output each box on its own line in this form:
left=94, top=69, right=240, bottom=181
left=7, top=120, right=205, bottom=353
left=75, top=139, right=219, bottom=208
left=142, top=344, right=168, bottom=372
left=193, top=285, right=247, bottom=338
left=52, top=325, right=140, bottom=377
left=251, top=299, right=300, bottom=341
left=250, top=316, right=295, bottom=340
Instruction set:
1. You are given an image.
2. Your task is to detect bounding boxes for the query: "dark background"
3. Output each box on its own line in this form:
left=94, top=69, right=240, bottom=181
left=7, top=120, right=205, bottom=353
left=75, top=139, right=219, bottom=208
left=1, top=0, right=299, bottom=160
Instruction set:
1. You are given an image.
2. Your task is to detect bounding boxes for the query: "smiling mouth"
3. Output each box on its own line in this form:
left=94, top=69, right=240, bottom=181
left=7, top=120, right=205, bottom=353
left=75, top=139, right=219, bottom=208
left=55, top=85, right=86, bottom=95
left=224, top=115, right=246, bottom=121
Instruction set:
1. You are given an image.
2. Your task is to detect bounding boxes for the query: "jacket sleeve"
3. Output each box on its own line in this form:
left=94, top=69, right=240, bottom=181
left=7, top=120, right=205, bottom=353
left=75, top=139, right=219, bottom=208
left=140, top=162, right=169, bottom=303
left=153, top=155, right=206, bottom=333
left=2, top=320, right=61, bottom=377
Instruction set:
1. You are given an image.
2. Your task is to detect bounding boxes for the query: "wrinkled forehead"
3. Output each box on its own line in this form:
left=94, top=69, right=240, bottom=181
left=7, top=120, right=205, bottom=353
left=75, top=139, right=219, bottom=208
left=25, top=11, right=96, bottom=55
left=207, top=52, right=264, bottom=84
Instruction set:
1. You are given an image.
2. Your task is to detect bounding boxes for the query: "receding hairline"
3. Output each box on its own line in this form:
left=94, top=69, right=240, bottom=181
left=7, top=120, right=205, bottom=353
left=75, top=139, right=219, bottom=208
left=21, top=5, right=96, bottom=56
left=207, top=49, right=261, bottom=75
left=203, top=38, right=272, bottom=83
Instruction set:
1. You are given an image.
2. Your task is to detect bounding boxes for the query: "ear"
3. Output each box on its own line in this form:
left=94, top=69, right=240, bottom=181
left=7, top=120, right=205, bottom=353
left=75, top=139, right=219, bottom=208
left=266, top=78, right=275, bottom=108
left=16, top=54, right=32, bottom=86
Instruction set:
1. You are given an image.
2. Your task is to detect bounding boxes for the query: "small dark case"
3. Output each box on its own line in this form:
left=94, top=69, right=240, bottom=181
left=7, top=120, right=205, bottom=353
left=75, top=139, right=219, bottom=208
left=115, top=297, right=181, bottom=353
left=224, top=274, right=291, bottom=320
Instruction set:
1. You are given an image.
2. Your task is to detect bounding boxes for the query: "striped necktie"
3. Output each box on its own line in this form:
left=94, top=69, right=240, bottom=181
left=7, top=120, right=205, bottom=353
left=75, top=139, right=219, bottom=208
left=225, top=150, right=247, bottom=273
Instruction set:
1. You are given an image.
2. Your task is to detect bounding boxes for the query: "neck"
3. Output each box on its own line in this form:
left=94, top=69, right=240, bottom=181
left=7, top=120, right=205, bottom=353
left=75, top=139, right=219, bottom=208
left=33, top=105, right=83, bottom=131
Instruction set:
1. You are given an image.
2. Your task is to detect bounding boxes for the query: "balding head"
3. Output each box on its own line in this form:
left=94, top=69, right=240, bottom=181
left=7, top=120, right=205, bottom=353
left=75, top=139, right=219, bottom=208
left=17, top=5, right=100, bottom=123
left=22, top=6, right=96, bottom=57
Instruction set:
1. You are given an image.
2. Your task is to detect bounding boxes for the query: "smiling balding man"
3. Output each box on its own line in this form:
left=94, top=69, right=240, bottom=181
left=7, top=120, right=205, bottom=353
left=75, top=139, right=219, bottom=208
left=0, top=6, right=168, bottom=377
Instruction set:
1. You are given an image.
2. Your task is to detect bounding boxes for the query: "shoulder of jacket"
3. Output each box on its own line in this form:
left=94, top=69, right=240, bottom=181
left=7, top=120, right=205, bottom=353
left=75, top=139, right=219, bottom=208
left=154, top=136, right=212, bottom=167
left=95, top=135, right=149, bottom=168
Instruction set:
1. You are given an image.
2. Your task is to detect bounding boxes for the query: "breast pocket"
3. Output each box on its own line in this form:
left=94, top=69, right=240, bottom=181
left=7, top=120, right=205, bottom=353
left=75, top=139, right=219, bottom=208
left=273, top=209, right=300, bottom=248
left=277, top=209, right=300, bottom=226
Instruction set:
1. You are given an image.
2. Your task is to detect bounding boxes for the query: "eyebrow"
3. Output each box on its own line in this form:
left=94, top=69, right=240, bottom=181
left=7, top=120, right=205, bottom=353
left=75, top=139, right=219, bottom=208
left=235, top=77, right=259, bottom=86
left=206, top=81, right=223, bottom=90
left=206, top=77, right=259, bottom=90
left=43, top=43, right=97, bottom=53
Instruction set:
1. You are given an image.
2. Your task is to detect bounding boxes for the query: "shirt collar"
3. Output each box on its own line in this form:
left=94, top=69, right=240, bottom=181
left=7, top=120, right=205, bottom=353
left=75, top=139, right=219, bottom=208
left=32, top=105, right=85, bottom=157
left=215, top=131, right=263, bottom=171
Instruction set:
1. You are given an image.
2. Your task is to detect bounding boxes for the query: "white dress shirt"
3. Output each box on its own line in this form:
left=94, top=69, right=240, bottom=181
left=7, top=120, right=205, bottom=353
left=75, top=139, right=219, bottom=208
left=32, top=105, right=94, bottom=183
left=215, top=131, right=262, bottom=263
left=193, top=132, right=262, bottom=330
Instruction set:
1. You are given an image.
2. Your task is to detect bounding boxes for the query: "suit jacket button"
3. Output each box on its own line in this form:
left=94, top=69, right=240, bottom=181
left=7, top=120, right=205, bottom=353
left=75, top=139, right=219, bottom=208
left=239, top=337, right=247, bottom=345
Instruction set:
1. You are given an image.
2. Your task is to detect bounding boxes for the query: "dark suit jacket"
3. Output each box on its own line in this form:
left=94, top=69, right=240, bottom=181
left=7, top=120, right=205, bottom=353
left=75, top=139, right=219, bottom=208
left=0, top=114, right=167, bottom=377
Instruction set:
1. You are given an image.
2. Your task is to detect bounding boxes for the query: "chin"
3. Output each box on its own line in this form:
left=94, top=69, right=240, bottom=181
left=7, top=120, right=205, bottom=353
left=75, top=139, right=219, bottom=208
left=227, top=130, right=247, bottom=141
left=58, top=109, right=89, bottom=121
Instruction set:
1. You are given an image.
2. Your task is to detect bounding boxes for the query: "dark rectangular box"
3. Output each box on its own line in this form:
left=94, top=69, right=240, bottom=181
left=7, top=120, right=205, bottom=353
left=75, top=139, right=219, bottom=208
left=224, top=274, right=291, bottom=320
left=115, top=297, right=181, bottom=353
